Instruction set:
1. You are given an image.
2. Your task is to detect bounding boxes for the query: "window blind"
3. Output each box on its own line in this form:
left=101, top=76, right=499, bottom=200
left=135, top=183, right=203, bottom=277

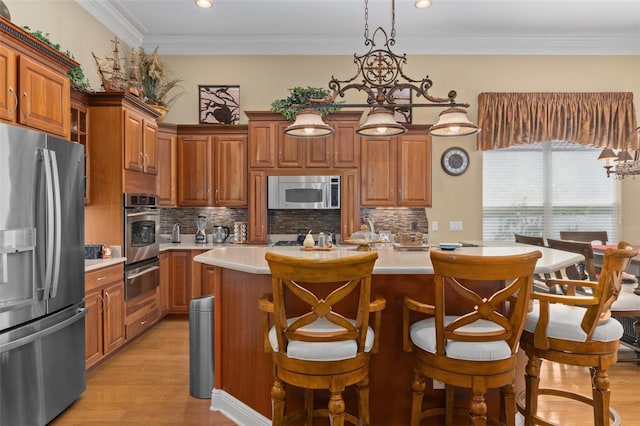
left=483, top=141, right=619, bottom=242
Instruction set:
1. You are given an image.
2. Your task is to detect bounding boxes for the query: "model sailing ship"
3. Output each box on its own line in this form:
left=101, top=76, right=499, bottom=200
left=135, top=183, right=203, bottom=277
left=92, top=37, right=141, bottom=95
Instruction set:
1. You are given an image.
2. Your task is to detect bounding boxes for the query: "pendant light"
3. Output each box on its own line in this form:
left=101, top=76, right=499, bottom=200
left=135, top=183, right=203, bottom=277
left=285, top=0, right=479, bottom=139
left=284, top=110, right=334, bottom=137
left=429, top=107, right=480, bottom=137
left=356, top=108, right=407, bottom=136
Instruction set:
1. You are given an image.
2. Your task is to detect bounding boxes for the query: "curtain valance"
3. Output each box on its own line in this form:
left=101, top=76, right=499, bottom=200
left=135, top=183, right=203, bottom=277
left=476, top=92, right=637, bottom=151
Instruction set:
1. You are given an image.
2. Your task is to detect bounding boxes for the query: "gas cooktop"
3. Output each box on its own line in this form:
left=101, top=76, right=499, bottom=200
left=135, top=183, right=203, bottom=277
left=274, top=240, right=302, bottom=246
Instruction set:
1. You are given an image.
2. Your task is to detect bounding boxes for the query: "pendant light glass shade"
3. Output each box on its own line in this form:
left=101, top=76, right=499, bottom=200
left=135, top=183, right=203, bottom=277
left=429, top=107, right=480, bottom=137
left=356, top=108, right=407, bottom=137
left=597, top=147, right=617, bottom=161
left=284, top=110, right=334, bottom=137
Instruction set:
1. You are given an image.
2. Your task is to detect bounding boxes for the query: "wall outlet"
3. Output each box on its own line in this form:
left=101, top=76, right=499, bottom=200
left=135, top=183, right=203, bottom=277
left=449, top=221, right=463, bottom=231
left=432, top=221, right=438, bottom=231
left=432, top=379, right=445, bottom=389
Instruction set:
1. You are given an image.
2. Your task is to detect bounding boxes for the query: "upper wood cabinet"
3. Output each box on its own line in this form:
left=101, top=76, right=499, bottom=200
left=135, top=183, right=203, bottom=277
left=124, top=108, right=158, bottom=175
left=248, top=120, right=276, bottom=168
left=0, top=20, right=77, bottom=138
left=341, top=170, right=360, bottom=239
left=246, top=111, right=362, bottom=170
left=88, top=92, right=161, bottom=196
left=177, top=134, right=212, bottom=206
left=176, top=125, right=248, bottom=207
left=360, top=129, right=432, bottom=207
left=248, top=170, right=268, bottom=243
left=0, top=44, right=17, bottom=123
left=70, top=89, right=90, bottom=204
left=157, top=123, right=177, bottom=207
left=214, top=134, right=247, bottom=206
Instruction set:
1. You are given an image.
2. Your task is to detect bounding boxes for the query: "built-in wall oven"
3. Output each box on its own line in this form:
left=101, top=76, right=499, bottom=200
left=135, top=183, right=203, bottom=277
left=123, top=193, right=160, bottom=301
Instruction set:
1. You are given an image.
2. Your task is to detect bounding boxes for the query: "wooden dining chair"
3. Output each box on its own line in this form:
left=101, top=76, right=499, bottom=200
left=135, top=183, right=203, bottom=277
left=559, top=230, right=609, bottom=245
left=402, top=249, right=542, bottom=425
left=518, top=242, right=637, bottom=426
left=259, top=251, right=385, bottom=426
left=546, top=238, right=598, bottom=285
left=514, top=233, right=546, bottom=247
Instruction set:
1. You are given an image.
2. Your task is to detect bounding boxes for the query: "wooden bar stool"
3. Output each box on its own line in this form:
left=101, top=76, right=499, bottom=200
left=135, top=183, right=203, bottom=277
left=259, top=251, right=385, bottom=426
left=518, top=242, right=637, bottom=425
left=402, top=249, right=542, bottom=425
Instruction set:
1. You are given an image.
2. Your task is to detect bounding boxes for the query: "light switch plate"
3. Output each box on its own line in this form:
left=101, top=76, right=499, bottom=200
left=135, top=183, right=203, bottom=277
left=433, top=379, right=445, bottom=389
left=449, top=221, right=463, bottom=231
left=432, top=221, right=438, bottom=231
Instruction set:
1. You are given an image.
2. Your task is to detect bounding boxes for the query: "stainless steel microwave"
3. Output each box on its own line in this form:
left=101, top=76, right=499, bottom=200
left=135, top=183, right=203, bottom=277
left=267, top=175, right=340, bottom=209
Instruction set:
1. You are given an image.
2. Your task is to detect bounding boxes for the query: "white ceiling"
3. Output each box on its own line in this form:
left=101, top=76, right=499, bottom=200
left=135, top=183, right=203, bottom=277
left=76, top=0, right=640, bottom=55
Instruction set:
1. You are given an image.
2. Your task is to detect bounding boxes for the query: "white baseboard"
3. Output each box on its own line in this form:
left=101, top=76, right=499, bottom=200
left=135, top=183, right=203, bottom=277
left=210, top=388, right=271, bottom=426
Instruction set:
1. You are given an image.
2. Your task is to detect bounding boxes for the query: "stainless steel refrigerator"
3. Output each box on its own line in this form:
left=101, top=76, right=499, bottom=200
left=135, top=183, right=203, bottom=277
left=0, top=123, right=87, bottom=425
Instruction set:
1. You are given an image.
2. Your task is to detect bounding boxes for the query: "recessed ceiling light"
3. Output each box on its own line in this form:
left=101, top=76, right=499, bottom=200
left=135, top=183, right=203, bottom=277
left=195, top=0, right=213, bottom=8
left=415, top=0, right=432, bottom=8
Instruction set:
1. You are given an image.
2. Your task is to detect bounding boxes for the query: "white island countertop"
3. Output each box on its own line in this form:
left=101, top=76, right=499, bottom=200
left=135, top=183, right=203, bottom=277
left=193, top=242, right=583, bottom=275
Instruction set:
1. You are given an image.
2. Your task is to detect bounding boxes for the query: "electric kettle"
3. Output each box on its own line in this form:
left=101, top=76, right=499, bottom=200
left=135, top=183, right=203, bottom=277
left=212, top=225, right=230, bottom=243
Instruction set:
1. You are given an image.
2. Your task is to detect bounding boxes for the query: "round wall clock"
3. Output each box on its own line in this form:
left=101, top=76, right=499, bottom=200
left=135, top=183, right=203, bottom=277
left=441, top=147, right=469, bottom=176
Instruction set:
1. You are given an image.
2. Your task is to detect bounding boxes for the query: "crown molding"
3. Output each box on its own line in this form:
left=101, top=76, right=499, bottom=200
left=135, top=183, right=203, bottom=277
left=76, top=0, right=640, bottom=56
left=139, top=34, right=640, bottom=56
left=75, top=0, right=143, bottom=48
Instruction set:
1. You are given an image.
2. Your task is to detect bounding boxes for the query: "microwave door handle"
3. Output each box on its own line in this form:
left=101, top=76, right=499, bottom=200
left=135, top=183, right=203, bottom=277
left=324, top=183, right=330, bottom=208
left=128, top=265, right=160, bottom=280
left=48, top=150, right=62, bottom=298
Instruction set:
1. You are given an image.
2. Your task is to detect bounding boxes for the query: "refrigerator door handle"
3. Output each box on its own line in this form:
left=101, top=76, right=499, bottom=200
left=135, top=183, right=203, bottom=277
left=0, top=307, right=87, bottom=355
left=42, top=148, right=55, bottom=299
left=48, top=150, right=62, bottom=298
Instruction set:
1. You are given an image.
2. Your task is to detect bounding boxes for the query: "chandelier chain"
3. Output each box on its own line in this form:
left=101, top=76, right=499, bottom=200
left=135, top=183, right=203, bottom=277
left=364, top=0, right=396, bottom=41
left=364, top=0, right=369, bottom=41
left=391, top=0, right=396, bottom=39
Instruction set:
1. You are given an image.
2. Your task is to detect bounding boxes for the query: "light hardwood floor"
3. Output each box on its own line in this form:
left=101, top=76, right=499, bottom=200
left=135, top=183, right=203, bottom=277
left=51, top=315, right=235, bottom=425
left=52, top=315, right=640, bottom=425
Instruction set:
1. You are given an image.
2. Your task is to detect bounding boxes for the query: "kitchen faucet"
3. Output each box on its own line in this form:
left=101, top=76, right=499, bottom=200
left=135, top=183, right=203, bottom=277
left=365, top=216, right=375, bottom=233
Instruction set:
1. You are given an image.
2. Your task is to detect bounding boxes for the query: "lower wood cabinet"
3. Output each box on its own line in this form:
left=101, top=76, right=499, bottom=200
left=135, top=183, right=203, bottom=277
left=168, top=250, right=206, bottom=313
left=158, top=252, right=170, bottom=316
left=85, top=263, right=125, bottom=370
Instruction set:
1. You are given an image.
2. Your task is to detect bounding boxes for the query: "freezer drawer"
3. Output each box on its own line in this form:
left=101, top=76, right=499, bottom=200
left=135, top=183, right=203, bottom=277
left=0, top=302, right=87, bottom=425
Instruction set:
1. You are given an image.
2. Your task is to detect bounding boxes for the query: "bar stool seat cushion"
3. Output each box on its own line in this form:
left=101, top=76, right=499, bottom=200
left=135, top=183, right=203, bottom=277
left=269, top=317, right=375, bottom=361
left=524, top=302, right=623, bottom=343
left=410, top=316, right=512, bottom=361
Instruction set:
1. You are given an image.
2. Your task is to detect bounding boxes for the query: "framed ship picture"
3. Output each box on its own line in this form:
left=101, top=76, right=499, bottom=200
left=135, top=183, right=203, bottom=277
left=199, top=85, right=240, bottom=124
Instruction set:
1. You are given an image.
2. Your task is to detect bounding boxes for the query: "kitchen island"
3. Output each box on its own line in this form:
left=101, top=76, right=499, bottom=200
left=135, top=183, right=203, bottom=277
left=194, top=243, right=582, bottom=425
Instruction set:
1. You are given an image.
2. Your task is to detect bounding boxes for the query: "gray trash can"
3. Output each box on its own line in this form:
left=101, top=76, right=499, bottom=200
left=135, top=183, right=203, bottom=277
left=189, top=294, right=215, bottom=398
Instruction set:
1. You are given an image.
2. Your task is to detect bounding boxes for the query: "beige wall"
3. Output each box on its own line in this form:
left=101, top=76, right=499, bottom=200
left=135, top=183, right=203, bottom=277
left=6, top=0, right=640, bottom=244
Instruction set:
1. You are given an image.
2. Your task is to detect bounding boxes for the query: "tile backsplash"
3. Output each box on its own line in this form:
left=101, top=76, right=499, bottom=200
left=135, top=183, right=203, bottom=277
left=159, top=208, right=247, bottom=234
left=160, top=207, right=428, bottom=237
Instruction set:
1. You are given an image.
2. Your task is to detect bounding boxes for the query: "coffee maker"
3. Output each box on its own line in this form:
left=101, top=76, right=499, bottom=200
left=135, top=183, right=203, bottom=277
left=195, top=214, right=207, bottom=244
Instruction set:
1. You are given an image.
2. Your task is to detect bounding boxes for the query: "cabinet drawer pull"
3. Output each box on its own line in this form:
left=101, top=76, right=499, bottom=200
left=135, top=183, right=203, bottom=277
left=96, top=275, right=107, bottom=281
left=21, top=92, right=30, bottom=119
left=8, top=87, right=17, bottom=115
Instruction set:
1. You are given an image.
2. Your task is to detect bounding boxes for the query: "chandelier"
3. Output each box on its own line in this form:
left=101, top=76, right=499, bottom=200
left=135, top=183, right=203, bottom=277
left=598, top=127, right=640, bottom=179
left=284, top=0, right=480, bottom=138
